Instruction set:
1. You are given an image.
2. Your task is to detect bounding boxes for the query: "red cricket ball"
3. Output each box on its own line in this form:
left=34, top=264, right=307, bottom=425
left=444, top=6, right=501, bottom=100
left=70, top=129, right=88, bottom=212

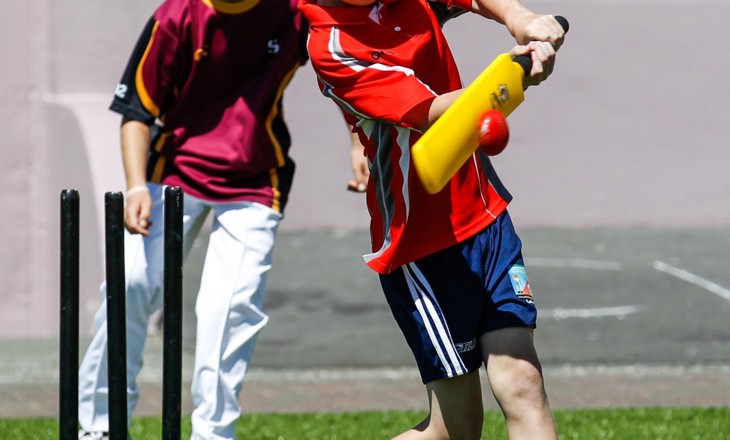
left=477, top=109, right=509, bottom=156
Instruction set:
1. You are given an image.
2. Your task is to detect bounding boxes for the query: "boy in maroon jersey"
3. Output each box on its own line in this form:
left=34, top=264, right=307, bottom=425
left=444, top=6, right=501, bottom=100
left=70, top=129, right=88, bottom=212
left=76, top=0, right=364, bottom=439
left=300, top=0, right=566, bottom=438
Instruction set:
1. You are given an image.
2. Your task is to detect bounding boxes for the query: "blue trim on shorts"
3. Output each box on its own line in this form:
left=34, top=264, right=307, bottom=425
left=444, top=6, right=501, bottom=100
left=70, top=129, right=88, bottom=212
left=379, top=211, right=537, bottom=384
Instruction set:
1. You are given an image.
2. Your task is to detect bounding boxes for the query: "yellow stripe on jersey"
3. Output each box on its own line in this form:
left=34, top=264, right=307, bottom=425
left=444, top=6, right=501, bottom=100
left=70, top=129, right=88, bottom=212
left=266, top=63, right=301, bottom=167
left=135, top=21, right=162, bottom=118
left=150, top=132, right=170, bottom=183
left=269, top=168, right=282, bottom=213
left=202, top=0, right=261, bottom=14
left=153, top=131, right=169, bottom=153
left=151, top=156, right=167, bottom=184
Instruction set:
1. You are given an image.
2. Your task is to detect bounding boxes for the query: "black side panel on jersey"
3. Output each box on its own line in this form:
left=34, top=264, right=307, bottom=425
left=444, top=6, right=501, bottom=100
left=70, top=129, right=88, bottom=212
left=429, top=1, right=469, bottom=27
left=269, top=97, right=296, bottom=210
left=109, top=17, right=159, bottom=125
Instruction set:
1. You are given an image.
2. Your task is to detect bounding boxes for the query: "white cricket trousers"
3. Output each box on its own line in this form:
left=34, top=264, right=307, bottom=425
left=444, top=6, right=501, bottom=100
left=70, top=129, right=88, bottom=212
left=78, top=183, right=282, bottom=439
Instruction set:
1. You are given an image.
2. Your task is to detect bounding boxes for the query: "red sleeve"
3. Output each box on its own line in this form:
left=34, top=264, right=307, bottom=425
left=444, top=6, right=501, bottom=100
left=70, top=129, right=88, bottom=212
left=443, top=0, right=471, bottom=11
left=309, top=32, right=436, bottom=130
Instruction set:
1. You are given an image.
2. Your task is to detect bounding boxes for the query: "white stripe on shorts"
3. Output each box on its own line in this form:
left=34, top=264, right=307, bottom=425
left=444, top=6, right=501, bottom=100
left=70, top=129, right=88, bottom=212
left=404, top=263, right=466, bottom=377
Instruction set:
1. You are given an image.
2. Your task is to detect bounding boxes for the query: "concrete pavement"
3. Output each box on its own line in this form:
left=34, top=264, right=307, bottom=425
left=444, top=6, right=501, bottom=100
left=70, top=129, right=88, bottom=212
left=1, top=227, right=729, bottom=419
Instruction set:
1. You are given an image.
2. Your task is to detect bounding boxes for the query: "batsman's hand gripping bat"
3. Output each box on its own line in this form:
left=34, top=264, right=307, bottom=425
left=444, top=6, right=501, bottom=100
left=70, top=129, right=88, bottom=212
left=412, top=16, right=569, bottom=194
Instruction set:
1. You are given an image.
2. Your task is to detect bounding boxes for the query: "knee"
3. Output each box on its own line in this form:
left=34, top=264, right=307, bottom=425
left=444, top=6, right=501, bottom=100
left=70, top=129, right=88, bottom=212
left=422, top=372, right=485, bottom=440
left=421, top=413, right=483, bottom=440
left=448, top=420, right=483, bottom=440
left=445, top=410, right=483, bottom=440
left=490, top=358, right=549, bottom=410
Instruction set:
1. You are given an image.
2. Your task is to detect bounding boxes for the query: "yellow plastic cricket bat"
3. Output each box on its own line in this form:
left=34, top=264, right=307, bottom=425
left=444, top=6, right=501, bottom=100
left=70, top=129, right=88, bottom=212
left=412, top=16, right=568, bottom=194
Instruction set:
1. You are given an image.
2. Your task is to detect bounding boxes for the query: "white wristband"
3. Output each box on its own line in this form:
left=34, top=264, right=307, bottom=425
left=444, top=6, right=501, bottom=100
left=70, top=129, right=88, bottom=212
left=124, top=185, right=150, bottom=199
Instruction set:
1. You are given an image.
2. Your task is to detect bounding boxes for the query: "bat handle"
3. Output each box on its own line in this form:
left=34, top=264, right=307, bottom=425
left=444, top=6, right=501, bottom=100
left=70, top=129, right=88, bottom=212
left=514, top=15, right=569, bottom=80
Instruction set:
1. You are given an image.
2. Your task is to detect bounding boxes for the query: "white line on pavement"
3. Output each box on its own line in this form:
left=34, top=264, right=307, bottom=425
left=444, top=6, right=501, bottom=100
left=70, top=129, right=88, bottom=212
left=7, top=362, right=730, bottom=385
left=539, top=305, right=642, bottom=320
left=653, top=260, right=730, bottom=301
left=526, top=258, right=623, bottom=271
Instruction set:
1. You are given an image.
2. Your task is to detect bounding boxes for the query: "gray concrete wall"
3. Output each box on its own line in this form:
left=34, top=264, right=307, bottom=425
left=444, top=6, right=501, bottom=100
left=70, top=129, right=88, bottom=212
left=1, top=0, right=728, bottom=338
left=0, top=0, right=161, bottom=338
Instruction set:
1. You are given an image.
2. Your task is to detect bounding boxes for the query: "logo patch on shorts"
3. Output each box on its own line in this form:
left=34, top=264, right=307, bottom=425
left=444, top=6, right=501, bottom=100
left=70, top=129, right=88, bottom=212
left=455, top=338, right=477, bottom=353
left=508, top=264, right=534, bottom=304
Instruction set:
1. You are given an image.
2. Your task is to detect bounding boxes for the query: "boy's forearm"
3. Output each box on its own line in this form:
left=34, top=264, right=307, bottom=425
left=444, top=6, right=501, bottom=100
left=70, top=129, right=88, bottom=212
left=470, top=0, right=534, bottom=36
left=471, top=0, right=566, bottom=48
left=425, top=89, right=464, bottom=131
left=120, top=117, right=151, bottom=189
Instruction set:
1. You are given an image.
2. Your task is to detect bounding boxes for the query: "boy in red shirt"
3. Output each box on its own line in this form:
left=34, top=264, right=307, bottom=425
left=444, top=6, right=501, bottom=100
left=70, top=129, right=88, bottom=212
left=300, top=0, right=566, bottom=438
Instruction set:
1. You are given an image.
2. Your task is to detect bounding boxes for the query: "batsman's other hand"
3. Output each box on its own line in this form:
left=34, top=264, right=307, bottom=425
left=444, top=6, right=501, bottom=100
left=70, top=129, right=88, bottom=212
left=348, top=135, right=369, bottom=193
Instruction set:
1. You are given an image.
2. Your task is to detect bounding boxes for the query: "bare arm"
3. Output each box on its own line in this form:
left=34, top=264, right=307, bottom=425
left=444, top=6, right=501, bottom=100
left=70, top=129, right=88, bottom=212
left=120, top=117, right=153, bottom=236
left=421, top=0, right=566, bottom=130
left=423, top=89, right=464, bottom=131
left=470, top=0, right=565, bottom=84
left=347, top=129, right=370, bottom=193
left=422, top=39, right=559, bottom=130
left=470, top=0, right=564, bottom=47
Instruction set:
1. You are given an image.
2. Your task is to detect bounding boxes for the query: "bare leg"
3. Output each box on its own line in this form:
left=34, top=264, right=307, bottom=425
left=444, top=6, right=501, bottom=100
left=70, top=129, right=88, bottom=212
left=393, top=371, right=484, bottom=440
left=481, top=327, right=557, bottom=440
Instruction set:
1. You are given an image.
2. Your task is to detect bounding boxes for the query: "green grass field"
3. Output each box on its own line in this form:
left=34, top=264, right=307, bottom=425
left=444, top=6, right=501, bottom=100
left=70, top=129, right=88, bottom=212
left=1, top=407, right=727, bottom=439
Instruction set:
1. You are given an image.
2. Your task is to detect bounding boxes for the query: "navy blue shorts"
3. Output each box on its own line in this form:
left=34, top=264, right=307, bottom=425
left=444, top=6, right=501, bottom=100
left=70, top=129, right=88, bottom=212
left=379, top=211, right=537, bottom=384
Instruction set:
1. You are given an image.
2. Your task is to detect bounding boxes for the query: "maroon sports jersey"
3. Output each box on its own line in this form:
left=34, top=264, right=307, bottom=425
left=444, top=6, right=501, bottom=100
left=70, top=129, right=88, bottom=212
left=110, top=0, right=308, bottom=211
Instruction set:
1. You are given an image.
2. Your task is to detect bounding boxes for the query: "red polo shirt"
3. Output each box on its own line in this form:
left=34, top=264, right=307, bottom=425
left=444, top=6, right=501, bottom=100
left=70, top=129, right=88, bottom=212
left=301, top=0, right=512, bottom=274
